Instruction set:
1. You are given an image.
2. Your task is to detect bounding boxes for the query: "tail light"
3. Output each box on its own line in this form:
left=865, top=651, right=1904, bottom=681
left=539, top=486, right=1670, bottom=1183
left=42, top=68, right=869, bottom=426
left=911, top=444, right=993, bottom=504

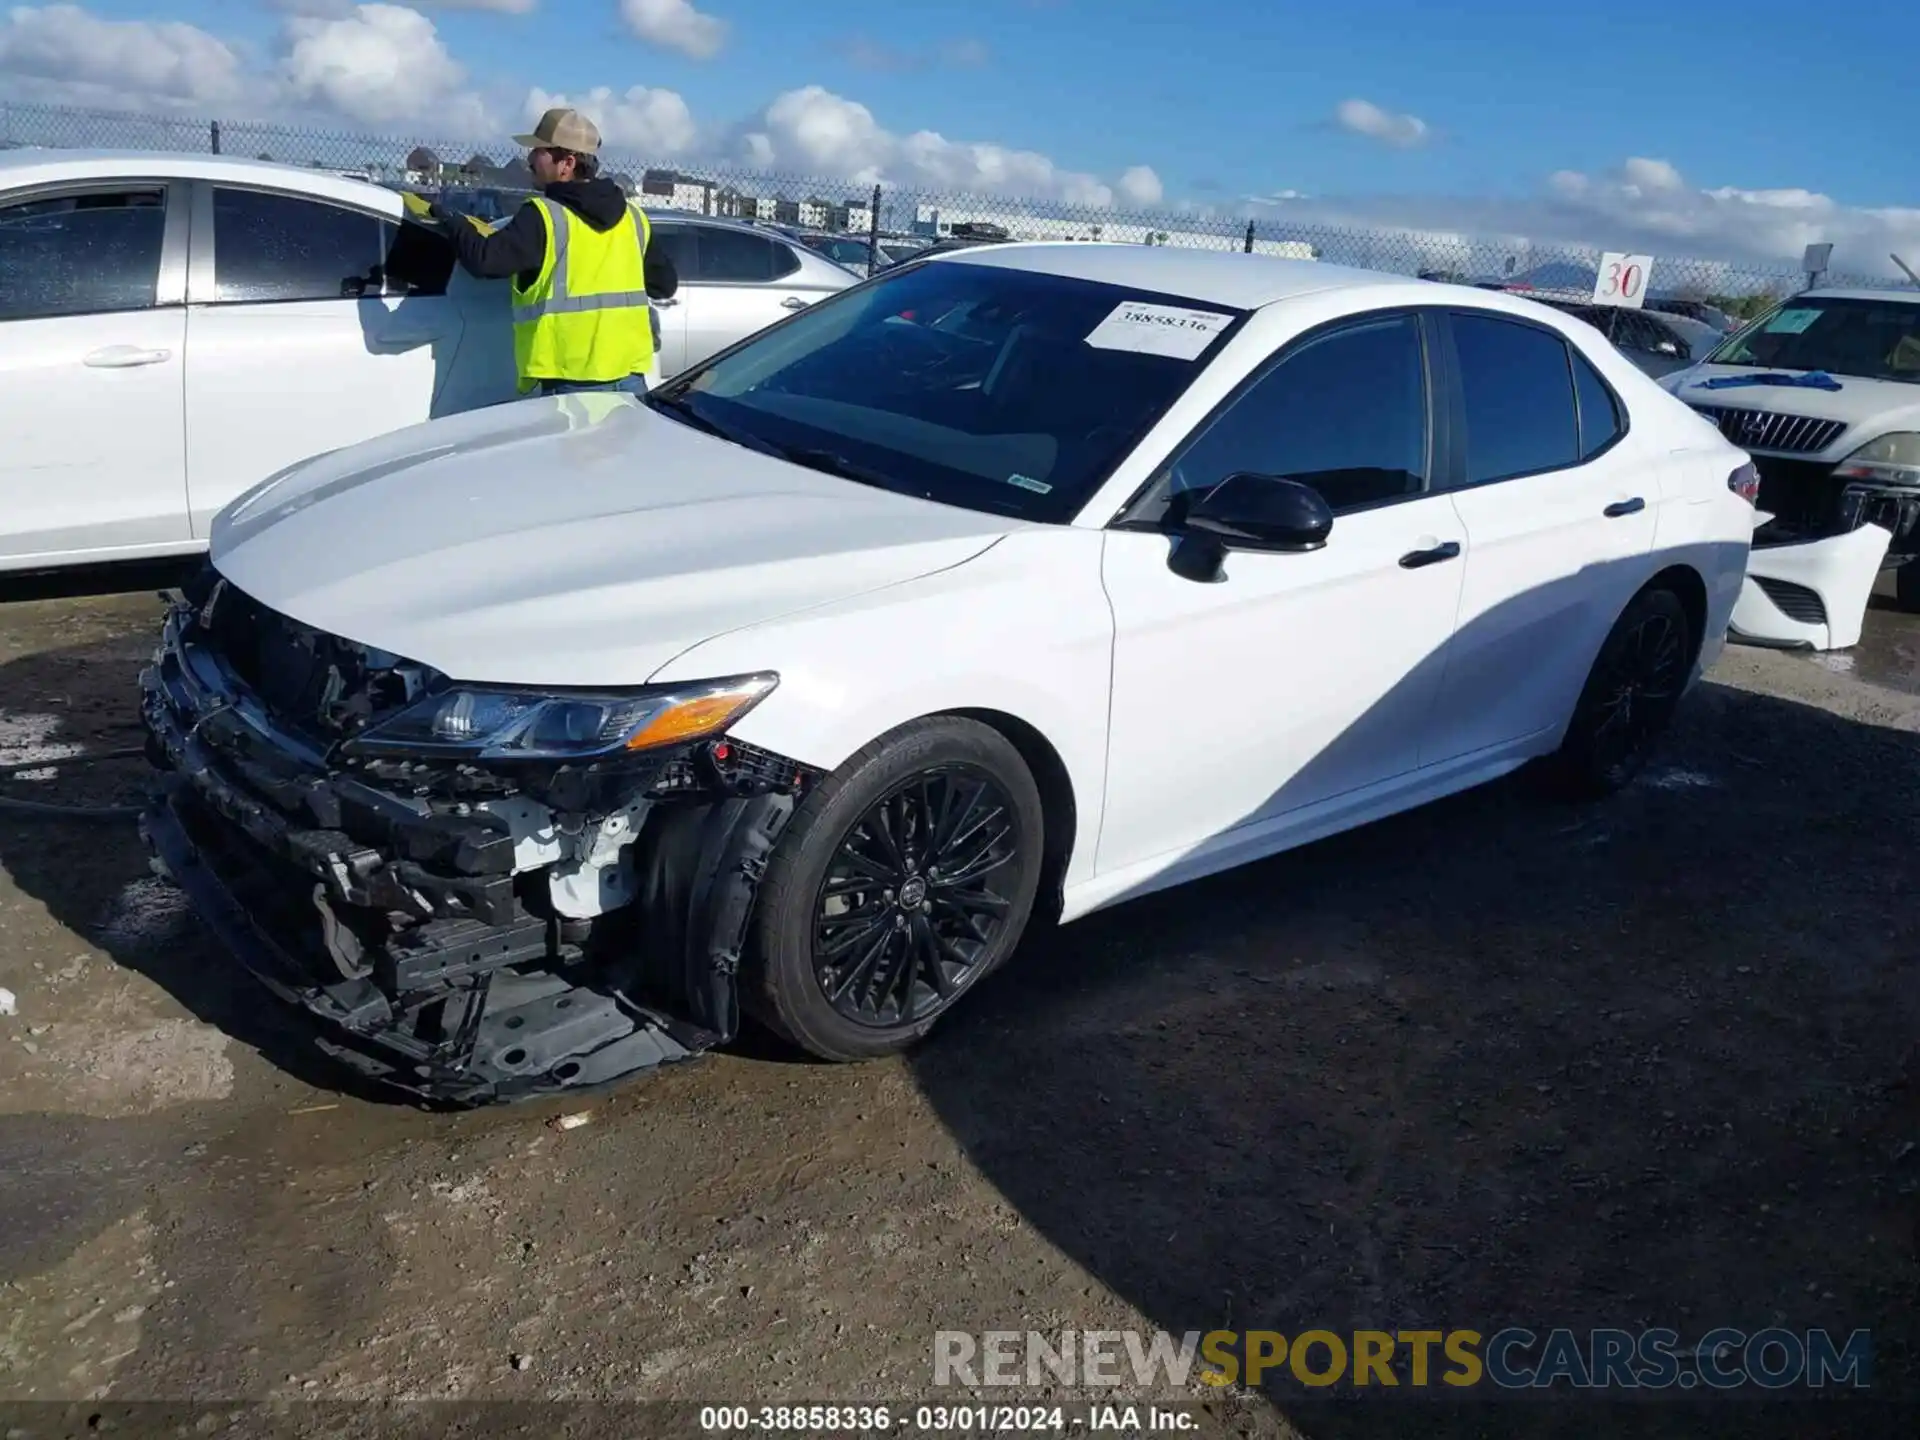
left=1728, top=461, right=1761, bottom=504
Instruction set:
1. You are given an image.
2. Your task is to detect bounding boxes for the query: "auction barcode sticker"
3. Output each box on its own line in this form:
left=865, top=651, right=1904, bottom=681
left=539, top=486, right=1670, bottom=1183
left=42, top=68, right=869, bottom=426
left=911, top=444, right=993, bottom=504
left=1084, top=301, right=1235, bottom=360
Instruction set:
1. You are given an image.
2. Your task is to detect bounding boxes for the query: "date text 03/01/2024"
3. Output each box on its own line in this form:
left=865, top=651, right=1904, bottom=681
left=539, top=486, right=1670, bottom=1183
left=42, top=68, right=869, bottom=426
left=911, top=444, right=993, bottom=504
left=698, top=1403, right=1199, bottom=1431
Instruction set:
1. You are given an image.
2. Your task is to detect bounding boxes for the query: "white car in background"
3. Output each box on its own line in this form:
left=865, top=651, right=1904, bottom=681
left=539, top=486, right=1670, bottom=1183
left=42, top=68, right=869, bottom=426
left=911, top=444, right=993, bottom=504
left=0, top=150, right=855, bottom=575
left=138, top=245, right=1755, bottom=1104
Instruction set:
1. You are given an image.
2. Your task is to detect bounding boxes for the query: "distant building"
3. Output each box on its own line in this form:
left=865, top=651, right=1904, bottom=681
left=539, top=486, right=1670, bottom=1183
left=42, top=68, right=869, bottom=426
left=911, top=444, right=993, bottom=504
left=837, top=199, right=872, bottom=234
left=640, top=168, right=714, bottom=214
left=910, top=203, right=1316, bottom=258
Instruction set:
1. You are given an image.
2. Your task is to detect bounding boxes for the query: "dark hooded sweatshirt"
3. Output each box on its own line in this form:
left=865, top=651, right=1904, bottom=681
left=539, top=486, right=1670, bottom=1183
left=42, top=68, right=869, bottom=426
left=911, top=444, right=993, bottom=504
left=433, top=177, right=678, bottom=299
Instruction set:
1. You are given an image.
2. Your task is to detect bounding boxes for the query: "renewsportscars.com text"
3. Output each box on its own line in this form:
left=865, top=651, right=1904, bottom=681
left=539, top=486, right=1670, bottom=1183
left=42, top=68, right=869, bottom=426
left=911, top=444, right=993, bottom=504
left=934, top=1327, right=1872, bottom=1391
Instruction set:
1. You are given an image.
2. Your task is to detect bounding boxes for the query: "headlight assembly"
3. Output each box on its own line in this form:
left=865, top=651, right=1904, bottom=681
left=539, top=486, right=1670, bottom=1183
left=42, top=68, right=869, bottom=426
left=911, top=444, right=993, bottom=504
left=1835, top=432, right=1920, bottom=487
left=342, top=672, right=778, bottom=762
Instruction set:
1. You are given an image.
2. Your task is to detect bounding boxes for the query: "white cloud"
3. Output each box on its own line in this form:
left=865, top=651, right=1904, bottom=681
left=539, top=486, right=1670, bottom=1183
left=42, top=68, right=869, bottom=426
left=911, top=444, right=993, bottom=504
left=734, top=85, right=1119, bottom=205
left=620, top=0, right=727, bottom=60
left=1335, top=97, right=1429, bottom=149
left=0, top=3, right=249, bottom=109
left=281, top=3, right=488, bottom=131
left=524, top=84, right=696, bottom=156
left=1118, top=165, right=1163, bottom=207
left=266, top=0, right=537, bottom=13
left=1242, top=156, right=1920, bottom=286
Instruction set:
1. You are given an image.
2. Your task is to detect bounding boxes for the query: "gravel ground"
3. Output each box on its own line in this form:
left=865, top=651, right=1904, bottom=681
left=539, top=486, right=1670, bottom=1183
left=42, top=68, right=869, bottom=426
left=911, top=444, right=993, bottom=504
left=1, top=574, right=1916, bottom=1439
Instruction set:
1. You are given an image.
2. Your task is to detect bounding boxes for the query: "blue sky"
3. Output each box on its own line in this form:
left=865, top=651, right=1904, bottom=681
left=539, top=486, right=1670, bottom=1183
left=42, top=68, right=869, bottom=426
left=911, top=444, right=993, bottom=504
left=5, top=1, right=1917, bottom=272
left=147, top=0, right=1908, bottom=207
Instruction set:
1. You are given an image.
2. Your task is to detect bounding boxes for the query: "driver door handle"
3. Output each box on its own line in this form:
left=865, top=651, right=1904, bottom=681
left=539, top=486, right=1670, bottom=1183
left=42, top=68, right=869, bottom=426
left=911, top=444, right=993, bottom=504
left=779, top=296, right=809, bottom=311
left=1399, top=540, right=1461, bottom=569
left=1604, top=497, right=1647, bottom=518
left=84, top=345, right=173, bottom=368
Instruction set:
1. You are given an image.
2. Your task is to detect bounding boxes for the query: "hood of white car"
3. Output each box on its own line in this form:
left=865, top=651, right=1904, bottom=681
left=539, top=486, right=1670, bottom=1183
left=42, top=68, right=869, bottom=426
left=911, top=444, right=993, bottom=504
left=1662, top=363, right=1920, bottom=436
left=208, top=393, right=1019, bottom=687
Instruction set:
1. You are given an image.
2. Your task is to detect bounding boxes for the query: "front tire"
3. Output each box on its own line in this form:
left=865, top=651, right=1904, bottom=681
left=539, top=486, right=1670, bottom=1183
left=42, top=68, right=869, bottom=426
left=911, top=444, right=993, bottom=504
left=743, top=716, right=1045, bottom=1062
left=1550, top=585, right=1694, bottom=798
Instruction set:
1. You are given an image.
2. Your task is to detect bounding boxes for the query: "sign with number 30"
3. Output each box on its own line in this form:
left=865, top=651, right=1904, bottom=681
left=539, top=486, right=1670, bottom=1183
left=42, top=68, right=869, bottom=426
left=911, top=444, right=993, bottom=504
left=1592, top=251, right=1653, bottom=309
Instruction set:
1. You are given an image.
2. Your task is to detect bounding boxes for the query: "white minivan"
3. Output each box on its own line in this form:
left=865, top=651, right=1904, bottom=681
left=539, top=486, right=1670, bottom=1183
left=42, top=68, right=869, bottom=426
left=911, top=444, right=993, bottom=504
left=0, top=150, right=855, bottom=575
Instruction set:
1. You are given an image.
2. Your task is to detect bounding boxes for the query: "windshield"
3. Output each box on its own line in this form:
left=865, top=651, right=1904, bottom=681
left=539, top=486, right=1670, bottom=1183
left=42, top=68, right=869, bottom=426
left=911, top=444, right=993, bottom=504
left=812, top=238, right=872, bottom=267
left=650, top=257, right=1249, bottom=522
left=1706, top=296, right=1920, bottom=383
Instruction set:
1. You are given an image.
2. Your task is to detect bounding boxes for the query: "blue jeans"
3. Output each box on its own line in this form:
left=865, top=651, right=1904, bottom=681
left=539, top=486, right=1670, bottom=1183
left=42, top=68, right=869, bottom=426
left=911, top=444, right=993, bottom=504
left=536, top=374, right=648, bottom=397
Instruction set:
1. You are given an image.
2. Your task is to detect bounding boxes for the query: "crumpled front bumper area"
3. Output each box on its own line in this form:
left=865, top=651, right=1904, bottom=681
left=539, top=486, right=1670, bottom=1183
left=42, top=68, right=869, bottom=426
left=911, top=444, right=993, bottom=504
left=138, top=598, right=801, bottom=1106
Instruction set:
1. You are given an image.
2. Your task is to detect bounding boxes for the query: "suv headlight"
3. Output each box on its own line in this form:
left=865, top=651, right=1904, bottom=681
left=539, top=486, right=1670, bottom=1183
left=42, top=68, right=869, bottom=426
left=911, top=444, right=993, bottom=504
left=1835, top=432, right=1920, bottom=487
left=342, top=673, right=778, bottom=761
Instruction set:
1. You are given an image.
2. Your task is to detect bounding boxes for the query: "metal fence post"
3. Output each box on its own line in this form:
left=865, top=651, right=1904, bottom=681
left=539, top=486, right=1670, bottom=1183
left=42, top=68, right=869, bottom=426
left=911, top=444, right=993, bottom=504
left=209, top=119, right=221, bottom=155
left=867, top=183, right=883, bottom=273
left=1244, top=220, right=1255, bottom=254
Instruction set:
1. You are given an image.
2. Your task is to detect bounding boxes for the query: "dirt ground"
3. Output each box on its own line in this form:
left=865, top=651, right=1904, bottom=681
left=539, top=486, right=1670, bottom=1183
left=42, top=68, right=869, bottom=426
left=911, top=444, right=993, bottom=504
left=1, top=568, right=1916, bottom=1439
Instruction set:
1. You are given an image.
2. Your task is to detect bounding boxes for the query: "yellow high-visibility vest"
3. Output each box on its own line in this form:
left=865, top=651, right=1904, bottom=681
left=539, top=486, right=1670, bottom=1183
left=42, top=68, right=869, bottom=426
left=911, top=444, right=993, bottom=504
left=508, top=197, right=654, bottom=392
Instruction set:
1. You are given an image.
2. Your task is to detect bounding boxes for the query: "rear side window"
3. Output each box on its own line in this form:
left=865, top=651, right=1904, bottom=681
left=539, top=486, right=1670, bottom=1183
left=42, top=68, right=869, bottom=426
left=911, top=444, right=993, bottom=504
left=212, top=188, right=389, bottom=302
left=1451, top=312, right=1580, bottom=484
left=0, top=188, right=167, bottom=320
left=648, top=222, right=697, bottom=278
left=695, top=227, right=799, bottom=282
left=1571, top=348, right=1624, bottom=459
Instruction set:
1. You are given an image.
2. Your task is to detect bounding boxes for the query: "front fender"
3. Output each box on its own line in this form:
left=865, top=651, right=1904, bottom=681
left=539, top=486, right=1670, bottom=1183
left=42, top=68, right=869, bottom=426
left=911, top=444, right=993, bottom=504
left=647, top=527, right=1114, bottom=890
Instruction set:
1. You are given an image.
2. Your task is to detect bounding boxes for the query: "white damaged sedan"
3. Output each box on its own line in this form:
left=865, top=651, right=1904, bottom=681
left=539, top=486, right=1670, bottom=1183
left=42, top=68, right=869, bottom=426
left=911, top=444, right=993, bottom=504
left=139, top=244, right=1755, bottom=1103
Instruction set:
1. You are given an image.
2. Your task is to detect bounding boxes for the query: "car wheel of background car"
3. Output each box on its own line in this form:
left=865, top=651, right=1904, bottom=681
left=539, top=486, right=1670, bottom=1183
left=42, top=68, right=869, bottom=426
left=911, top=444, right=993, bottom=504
left=1894, top=558, right=1920, bottom=614
left=1549, top=585, right=1694, bottom=798
left=743, top=716, right=1045, bottom=1062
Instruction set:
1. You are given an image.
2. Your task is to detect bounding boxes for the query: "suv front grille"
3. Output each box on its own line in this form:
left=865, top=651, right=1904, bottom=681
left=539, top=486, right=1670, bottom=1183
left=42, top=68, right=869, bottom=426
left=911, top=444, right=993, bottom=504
left=1691, top=405, right=1847, bottom=456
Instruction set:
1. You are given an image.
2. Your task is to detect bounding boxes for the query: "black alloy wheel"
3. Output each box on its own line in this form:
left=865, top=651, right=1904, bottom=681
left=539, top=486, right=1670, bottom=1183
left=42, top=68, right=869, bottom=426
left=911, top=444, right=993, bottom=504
left=812, top=765, right=1019, bottom=1029
left=743, top=716, right=1045, bottom=1062
left=1554, top=585, right=1694, bottom=796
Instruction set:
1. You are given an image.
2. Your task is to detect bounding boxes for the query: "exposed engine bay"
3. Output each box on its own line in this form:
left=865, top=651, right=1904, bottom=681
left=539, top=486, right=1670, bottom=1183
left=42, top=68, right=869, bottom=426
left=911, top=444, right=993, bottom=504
left=138, top=565, right=821, bottom=1106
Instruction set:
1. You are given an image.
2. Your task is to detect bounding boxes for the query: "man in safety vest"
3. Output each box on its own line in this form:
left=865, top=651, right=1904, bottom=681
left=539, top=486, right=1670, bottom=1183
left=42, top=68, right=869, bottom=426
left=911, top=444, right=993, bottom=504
left=422, top=107, right=677, bottom=397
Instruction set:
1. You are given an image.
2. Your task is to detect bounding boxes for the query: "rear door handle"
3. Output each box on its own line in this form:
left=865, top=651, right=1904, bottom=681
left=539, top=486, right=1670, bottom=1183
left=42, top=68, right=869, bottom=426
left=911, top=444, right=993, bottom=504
left=779, top=296, right=809, bottom=311
left=1399, top=540, right=1461, bottom=569
left=1604, top=497, right=1647, bottom=517
left=84, top=345, right=172, bottom=368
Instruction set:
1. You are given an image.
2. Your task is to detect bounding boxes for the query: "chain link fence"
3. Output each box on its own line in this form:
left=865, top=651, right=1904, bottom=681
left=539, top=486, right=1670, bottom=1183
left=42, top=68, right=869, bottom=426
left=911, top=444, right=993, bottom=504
left=2, top=99, right=1889, bottom=318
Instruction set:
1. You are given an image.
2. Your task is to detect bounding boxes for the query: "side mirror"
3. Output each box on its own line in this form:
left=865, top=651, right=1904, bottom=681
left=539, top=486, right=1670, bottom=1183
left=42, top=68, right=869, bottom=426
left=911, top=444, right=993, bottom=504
left=1168, top=473, right=1333, bottom=583
left=1655, top=339, right=1682, bottom=358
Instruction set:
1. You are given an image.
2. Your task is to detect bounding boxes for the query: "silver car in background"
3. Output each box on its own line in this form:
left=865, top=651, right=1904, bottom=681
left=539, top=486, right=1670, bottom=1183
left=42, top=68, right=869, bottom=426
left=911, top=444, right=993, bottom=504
left=641, top=213, right=858, bottom=374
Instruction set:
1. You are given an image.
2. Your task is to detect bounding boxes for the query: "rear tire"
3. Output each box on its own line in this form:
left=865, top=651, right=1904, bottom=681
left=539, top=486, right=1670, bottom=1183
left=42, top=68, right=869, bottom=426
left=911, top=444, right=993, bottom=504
left=743, top=716, right=1044, bottom=1062
left=1549, top=585, right=1694, bottom=799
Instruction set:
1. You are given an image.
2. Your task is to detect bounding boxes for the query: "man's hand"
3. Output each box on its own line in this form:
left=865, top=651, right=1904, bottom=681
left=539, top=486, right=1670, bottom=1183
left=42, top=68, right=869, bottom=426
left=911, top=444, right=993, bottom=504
left=399, top=190, right=436, bottom=224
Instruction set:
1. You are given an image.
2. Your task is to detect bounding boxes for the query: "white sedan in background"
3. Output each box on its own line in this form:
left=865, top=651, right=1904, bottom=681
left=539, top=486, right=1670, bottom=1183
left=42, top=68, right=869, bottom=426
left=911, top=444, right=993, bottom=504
left=0, top=150, right=854, bottom=575
left=139, top=244, right=1756, bottom=1104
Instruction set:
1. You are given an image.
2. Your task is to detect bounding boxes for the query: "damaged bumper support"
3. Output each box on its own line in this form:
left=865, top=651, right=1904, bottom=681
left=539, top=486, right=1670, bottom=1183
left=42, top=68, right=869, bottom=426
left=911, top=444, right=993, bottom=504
left=137, top=584, right=815, bottom=1105
left=1725, top=450, right=1920, bottom=652
left=1733, top=518, right=1892, bottom=652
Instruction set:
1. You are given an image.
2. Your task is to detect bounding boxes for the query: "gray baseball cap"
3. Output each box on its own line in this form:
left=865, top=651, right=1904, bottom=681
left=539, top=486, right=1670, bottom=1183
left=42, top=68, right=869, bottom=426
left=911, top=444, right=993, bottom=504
left=513, top=107, right=601, bottom=154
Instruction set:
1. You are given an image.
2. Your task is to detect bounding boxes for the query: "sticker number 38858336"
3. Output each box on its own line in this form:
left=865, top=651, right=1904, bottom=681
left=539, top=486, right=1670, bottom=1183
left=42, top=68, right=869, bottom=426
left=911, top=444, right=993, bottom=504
left=1084, top=301, right=1236, bottom=360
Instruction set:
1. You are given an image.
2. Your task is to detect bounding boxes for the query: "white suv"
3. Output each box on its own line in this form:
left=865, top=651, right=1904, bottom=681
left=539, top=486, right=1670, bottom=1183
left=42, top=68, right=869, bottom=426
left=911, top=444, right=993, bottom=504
left=1658, top=286, right=1920, bottom=648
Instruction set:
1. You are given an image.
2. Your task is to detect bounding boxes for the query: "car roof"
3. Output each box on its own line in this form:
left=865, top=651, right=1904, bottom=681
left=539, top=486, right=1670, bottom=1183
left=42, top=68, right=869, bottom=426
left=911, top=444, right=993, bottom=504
left=0, top=147, right=403, bottom=213
left=928, top=240, right=1530, bottom=314
left=639, top=210, right=814, bottom=240
left=1795, top=286, right=1920, bottom=305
